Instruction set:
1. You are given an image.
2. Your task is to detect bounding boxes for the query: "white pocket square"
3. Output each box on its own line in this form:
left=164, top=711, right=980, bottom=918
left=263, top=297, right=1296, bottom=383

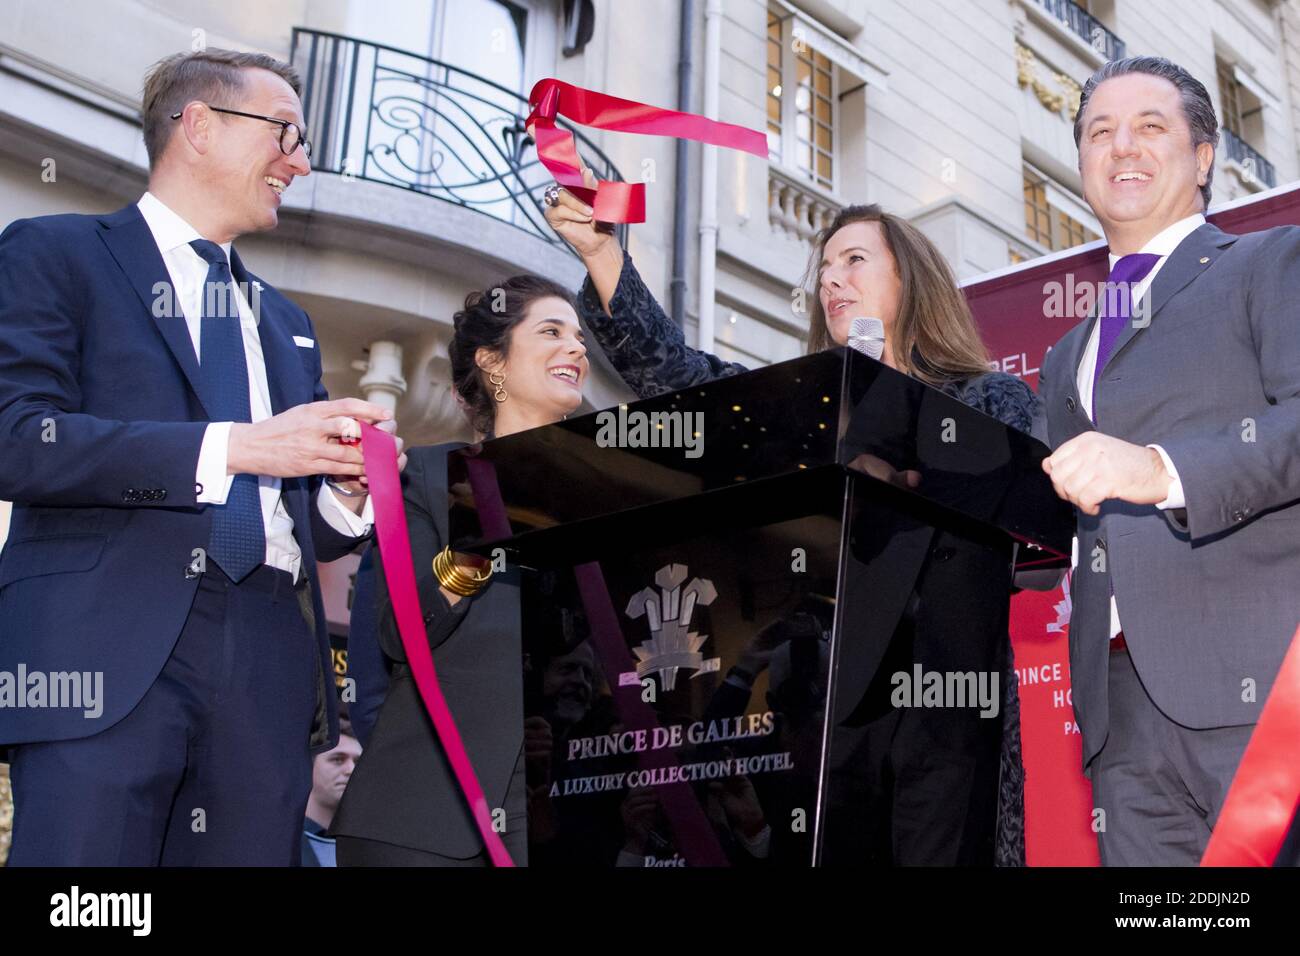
left=293, top=335, right=315, bottom=348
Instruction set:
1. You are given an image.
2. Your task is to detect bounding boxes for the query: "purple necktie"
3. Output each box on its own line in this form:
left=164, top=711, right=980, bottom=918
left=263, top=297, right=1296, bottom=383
left=1091, top=252, right=1160, bottom=423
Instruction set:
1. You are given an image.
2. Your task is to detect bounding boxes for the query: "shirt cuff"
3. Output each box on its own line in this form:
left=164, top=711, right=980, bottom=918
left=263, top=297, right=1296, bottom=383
left=1146, top=444, right=1185, bottom=510
left=317, top=481, right=374, bottom=537
left=196, top=422, right=236, bottom=504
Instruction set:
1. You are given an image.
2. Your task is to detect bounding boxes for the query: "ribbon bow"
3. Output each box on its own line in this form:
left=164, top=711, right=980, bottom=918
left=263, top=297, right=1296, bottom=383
left=526, top=78, right=767, bottom=224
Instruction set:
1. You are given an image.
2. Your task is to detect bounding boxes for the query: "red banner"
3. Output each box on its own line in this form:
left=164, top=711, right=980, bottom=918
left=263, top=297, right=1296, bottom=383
left=1202, top=625, right=1300, bottom=866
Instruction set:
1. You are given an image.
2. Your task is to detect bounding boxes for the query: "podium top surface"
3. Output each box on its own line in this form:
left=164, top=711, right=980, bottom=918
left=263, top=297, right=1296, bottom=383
left=448, top=349, right=1073, bottom=565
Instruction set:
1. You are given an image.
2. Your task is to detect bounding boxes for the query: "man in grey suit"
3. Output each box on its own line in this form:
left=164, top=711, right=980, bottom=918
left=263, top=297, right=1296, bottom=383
left=1035, top=56, right=1300, bottom=865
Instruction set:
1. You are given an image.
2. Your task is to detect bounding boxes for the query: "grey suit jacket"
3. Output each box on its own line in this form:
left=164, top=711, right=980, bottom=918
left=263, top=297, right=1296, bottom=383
left=1034, top=221, right=1300, bottom=771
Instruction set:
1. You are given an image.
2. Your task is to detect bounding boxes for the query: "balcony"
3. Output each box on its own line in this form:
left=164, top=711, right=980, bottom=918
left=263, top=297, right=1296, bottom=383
left=1034, top=0, right=1125, bottom=62
left=1221, top=127, right=1277, bottom=190
left=290, top=28, right=627, bottom=254
left=768, top=165, right=842, bottom=244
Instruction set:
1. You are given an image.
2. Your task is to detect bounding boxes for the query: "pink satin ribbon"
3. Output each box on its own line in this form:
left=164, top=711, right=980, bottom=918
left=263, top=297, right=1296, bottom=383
left=1201, top=624, right=1300, bottom=866
left=526, top=78, right=767, bottom=223
left=358, top=423, right=514, bottom=867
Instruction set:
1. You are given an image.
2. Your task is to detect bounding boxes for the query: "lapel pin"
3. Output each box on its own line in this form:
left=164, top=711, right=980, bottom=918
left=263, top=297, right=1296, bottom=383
left=1199, top=257, right=1209, bottom=264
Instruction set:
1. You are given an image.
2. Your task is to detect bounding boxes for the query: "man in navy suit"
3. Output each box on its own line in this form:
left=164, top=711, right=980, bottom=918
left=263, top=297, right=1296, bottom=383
left=0, top=48, right=403, bottom=865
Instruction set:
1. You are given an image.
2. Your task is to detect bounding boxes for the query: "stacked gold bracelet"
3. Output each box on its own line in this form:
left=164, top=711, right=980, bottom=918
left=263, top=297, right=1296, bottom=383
left=432, top=545, right=493, bottom=597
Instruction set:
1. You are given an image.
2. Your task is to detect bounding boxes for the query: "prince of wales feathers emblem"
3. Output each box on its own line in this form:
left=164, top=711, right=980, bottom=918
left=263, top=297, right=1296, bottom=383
left=625, top=564, right=721, bottom=692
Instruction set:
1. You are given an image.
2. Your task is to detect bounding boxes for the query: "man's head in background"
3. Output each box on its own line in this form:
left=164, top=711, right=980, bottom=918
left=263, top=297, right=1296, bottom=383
left=306, top=716, right=360, bottom=829
left=142, top=48, right=311, bottom=243
left=1074, top=56, right=1217, bottom=254
left=543, top=641, right=596, bottom=728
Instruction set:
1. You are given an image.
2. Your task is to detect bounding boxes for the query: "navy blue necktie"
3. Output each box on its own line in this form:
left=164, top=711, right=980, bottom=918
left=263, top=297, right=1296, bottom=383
left=191, top=239, right=265, bottom=582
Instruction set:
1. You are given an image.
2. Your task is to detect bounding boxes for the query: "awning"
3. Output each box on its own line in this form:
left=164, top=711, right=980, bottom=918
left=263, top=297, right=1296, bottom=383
left=1044, top=180, right=1101, bottom=236
left=1233, top=63, right=1279, bottom=113
left=1025, top=162, right=1102, bottom=236
left=770, top=0, right=889, bottom=91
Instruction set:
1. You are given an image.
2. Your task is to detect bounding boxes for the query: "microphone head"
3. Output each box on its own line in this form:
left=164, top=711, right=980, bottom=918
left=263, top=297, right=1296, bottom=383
left=848, top=317, right=885, bottom=360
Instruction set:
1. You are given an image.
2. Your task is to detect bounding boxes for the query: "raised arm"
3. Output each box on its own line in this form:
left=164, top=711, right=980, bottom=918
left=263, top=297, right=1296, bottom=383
left=543, top=170, right=749, bottom=399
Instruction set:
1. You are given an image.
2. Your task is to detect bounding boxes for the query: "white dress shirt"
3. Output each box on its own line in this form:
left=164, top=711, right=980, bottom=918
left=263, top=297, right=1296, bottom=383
left=137, top=192, right=372, bottom=582
left=1073, top=212, right=1201, bottom=638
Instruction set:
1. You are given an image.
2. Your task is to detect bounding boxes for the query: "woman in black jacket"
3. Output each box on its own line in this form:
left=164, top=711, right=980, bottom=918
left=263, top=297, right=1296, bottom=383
left=331, top=274, right=590, bottom=865
left=545, top=179, right=1034, bottom=866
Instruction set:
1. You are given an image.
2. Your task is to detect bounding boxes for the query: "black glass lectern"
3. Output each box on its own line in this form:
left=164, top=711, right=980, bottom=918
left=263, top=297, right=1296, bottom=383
left=448, top=348, right=1072, bottom=866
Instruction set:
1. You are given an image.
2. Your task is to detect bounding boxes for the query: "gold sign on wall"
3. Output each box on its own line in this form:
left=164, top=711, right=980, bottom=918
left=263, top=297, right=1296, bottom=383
left=1016, top=43, right=1082, bottom=120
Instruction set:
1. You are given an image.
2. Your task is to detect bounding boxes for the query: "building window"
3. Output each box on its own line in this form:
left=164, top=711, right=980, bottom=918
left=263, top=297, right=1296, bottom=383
left=1023, top=173, right=1053, bottom=248
left=341, top=0, right=530, bottom=94
left=1023, top=169, right=1099, bottom=251
left=1215, top=56, right=1276, bottom=189
left=1217, top=59, right=1243, bottom=137
left=1055, top=208, right=1093, bottom=247
left=767, top=10, right=836, bottom=191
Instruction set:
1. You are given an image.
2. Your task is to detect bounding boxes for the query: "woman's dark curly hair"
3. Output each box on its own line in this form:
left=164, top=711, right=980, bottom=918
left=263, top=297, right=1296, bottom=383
left=448, top=274, right=577, bottom=436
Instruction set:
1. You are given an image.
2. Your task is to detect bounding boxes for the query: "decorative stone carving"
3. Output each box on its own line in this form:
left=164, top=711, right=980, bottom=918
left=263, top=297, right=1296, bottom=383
left=1016, top=43, right=1081, bottom=120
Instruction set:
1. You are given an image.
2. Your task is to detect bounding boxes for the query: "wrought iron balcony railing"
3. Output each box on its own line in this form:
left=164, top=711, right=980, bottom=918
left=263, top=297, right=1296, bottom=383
left=1035, top=0, right=1126, bottom=62
left=290, top=28, right=627, bottom=253
left=1221, top=127, right=1277, bottom=190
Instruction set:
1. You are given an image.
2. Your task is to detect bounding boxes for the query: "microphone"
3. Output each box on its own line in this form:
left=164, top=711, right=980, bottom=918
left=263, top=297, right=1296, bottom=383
left=847, top=317, right=885, bottom=360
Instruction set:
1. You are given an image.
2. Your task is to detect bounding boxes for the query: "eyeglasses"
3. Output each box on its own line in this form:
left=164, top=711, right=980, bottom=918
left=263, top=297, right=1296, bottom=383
left=170, top=104, right=312, bottom=159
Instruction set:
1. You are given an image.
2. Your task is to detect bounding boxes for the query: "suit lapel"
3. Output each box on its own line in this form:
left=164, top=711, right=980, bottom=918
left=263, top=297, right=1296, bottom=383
left=1062, top=312, right=1095, bottom=412
left=1100, top=223, right=1237, bottom=377
left=97, top=205, right=211, bottom=416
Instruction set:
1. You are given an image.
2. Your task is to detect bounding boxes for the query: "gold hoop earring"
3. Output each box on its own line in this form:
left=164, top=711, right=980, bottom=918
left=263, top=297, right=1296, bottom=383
left=488, top=371, right=507, bottom=402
